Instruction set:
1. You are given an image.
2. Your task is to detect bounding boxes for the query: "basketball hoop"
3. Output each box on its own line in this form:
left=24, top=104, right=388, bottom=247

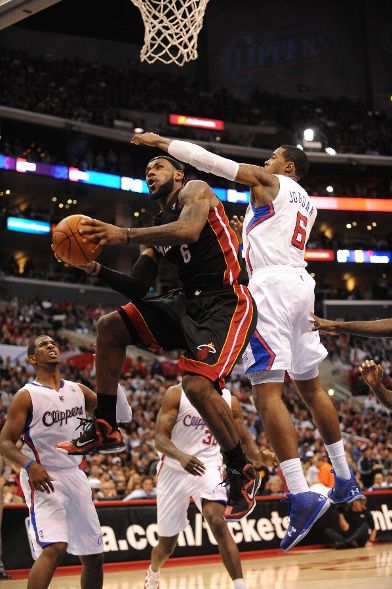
left=131, top=0, right=209, bottom=67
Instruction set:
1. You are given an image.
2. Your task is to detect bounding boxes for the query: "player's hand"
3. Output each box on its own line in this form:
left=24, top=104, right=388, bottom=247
left=359, top=360, right=383, bottom=391
left=310, top=313, right=339, bottom=334
left=50, top=244, right=96, bottom=273
left=258, top=449, right=278, bottom=468
left=179, top=453, right=206, bottom=476
left=79, top=219, right=127, bottom=249
left=28, top=463, right=55, bottom=494
left=131, top=132, right=161, bottom=147
left=230, top=215, right=244, bottom=244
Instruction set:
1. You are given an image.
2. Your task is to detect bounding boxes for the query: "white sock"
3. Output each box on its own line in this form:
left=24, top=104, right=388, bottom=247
left=148, top=565, right=159, bottom=576
left=280, top=458, right=310, bottom=494
left=233, top=579, right=247, bottom=589
left=325, top=440, right=351, bottom=480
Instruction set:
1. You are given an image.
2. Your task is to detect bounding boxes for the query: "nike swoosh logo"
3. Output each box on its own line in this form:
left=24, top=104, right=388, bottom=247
left=75, top=438, right=95, bottom=448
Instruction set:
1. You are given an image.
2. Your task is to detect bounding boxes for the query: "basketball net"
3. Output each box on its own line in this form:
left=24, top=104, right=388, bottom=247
left=131, top=0, right=209, bottom=66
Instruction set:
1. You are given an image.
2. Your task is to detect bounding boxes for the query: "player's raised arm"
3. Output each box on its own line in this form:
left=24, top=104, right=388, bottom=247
left=0, top=390, right=54, bottom=493
left=359, top=360, right=392, bottom=410
left=131, top=132, right=277, bottom=190
left=155, top=385, right=206, bottom=476
left=312, top=314, right=392, bottom=337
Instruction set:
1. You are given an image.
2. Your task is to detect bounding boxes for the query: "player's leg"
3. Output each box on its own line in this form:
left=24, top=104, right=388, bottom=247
left=59, top=294, right=185, bottom=454
left=27, top=542, right=68, bottom=589
left=251, top=374, right=329, bottom=552
left=294, top=374, right=363, bottom=503
left=290, top=273, right=362, bottom=504
left=181, top=285, right=259, bottom=521
left=202, top=500, right=246, bottom=589
left=144, top=535, right=179, bottom=588
left=145, top=466, right=189, bottom=588
left=79, top=553, right=104, bottom=589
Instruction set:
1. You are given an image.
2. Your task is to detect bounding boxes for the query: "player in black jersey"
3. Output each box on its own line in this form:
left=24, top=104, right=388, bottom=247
left=57, top=154, right=259, bottom=521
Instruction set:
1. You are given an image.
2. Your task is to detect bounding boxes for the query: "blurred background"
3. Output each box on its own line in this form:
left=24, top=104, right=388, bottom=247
left=0, top=0, right=391, bottom=512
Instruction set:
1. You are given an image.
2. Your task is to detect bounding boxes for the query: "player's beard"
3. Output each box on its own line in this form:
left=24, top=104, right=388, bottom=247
left=149, top=177, right=175, bottom=200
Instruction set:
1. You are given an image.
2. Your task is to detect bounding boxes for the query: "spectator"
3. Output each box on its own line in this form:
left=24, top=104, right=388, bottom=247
left=326, top=498, right=376, bottom=549
left=123, top=476, right=157, bottom=500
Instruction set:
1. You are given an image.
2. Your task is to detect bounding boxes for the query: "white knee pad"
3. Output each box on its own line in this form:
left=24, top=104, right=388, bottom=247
left=248, top=369, right=286, bottom=385
left=289, top=365, right=319, bottom=381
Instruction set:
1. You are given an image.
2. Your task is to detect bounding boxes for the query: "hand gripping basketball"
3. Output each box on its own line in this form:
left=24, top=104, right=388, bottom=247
left=78, top=218, right=128, bottom=250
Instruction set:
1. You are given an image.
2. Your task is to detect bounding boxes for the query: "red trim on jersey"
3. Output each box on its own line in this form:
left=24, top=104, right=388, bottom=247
left=246, top=202, right=275, bottom=234
left=208, top=202, right=241, bottom=285
left=254, top=329, right=276, bottom=371
left=120, top=302, right=162, bottom=352
left=156, top=456, right=165, bottom=478
left=177, top=285, right=255, bottom=380
left=245, top=243, right=253, bottom=275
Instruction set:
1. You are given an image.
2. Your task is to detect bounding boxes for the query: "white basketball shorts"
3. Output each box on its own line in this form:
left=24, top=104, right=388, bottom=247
left=20, top=466, right=103, bottom=558
left=242, top=266, right=327, bottom=382
left=156, top=463, right=227, bottom=537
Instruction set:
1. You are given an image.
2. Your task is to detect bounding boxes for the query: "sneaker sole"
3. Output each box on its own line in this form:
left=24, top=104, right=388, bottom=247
left=328, top=492, right=366, bottom=505
left=99, top=443, right=126, bottom=455
left=281, top=499, right=331, bottom=552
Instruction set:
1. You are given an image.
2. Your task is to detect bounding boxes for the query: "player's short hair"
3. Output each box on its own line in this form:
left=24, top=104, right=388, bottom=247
left=281, top=145, right=310, bottom=179
left=27, top=337, right=39, bottom=357
left=146, top=155, right=185, bottom=173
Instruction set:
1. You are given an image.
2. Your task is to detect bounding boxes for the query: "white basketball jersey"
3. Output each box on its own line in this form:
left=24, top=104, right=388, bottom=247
left=23, top=380, right=85, bottom=469
left=242, top=174, right=317, bottom=274
left=158, top=388, right=231, bottom=472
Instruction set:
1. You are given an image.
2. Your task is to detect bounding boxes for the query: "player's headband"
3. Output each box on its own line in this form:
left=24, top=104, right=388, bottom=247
left=146, top=155, right=184, bottom=173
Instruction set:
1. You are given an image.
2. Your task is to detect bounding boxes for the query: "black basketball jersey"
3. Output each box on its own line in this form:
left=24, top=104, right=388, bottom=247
left=153, top=191, right=241, bottom=291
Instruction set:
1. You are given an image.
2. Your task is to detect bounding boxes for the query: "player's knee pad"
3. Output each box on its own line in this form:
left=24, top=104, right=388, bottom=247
left=289, top=365, right=319, bottom=381
left=248, top=369, right=285, bottom=385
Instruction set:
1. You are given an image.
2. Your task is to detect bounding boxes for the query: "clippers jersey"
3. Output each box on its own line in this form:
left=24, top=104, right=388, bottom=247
left=153, top=190, right=241, bottom=291
left=157, top=388, right=231, bottom=472
left=23, top=380, right=85, bottom=469
left=243, top=174, right=317, bottom=275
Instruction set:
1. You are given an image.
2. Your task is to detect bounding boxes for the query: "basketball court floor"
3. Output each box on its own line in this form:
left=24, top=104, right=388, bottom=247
left=6, top=544, right=391, bottom=588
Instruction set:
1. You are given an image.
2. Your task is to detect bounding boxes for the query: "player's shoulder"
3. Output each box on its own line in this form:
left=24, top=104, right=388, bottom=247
left=9, top=387, right=33, bottom=409
left=162, top=383, right=182, bottom=406
left=179, top=179, right=212, bottom=201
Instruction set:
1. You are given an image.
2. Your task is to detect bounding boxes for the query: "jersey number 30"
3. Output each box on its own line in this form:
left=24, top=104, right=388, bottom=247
left=291, top=212, right=308, bottom=250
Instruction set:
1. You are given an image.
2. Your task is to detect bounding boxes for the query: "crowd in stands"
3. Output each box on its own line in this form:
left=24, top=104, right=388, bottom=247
left=1, top=47, right=392, bottom=156
left=0, top=296, right=390, bottom=505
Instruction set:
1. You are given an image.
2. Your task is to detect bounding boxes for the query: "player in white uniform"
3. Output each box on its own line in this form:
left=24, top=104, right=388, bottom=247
left=144, top=383, right=274, bottom=589
left=131, top=133, right=363, bottom=552
left=0, top=335, right=132, bottom=589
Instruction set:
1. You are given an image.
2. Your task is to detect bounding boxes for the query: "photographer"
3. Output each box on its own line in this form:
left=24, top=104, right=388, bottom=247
left=326, top=497, right=376, bottom=549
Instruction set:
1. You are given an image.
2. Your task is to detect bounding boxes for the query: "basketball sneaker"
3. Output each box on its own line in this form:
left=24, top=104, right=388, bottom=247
left=328, top=470, right=365, bottom=504
left=57, top=416, right=125, bottom=455
left=223, top=464, right=260, bottom=521
left=144, top=566, right=160, bottom=589
left=280, top=491, right=330, bottom=551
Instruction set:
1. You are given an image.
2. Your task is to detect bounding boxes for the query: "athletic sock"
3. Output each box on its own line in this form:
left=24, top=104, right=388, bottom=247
left=233, top=578, right=247, bottom=589
left=325, top=440, right=351, bottom=480
left=223, top=442, right=247, bottom=471
left=148, top=565, right=159, bottom=576
left=280, top=458, right=310, bottom=494
left=95, top=394, right=117, bottom=428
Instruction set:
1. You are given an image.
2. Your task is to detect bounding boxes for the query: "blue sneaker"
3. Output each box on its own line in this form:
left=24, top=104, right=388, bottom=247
left=328, top=470, right=365, bottom=504
left=280, top=491, right=330, bottom=551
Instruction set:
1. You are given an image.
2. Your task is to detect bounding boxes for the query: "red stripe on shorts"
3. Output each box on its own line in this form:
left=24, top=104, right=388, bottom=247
left=177, top=284, right=254, bottom=381
left=121, top=302, right=162, bottom=352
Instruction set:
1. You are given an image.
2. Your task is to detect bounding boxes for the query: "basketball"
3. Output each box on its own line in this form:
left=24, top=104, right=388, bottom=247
left=52, top=214, right=102, bottom=266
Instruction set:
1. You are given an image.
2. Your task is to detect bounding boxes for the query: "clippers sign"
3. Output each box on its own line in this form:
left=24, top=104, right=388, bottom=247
left=169, top=114, right=225, bottom=130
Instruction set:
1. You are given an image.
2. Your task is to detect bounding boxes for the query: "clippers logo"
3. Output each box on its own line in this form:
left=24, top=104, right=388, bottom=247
left=59, top=396, right=64, bottom=402
left=196, top=342, right=216, bottom=361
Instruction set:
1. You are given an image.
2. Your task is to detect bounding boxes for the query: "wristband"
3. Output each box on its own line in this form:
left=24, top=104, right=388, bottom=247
left=24, top=459, right=35, bottom=471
